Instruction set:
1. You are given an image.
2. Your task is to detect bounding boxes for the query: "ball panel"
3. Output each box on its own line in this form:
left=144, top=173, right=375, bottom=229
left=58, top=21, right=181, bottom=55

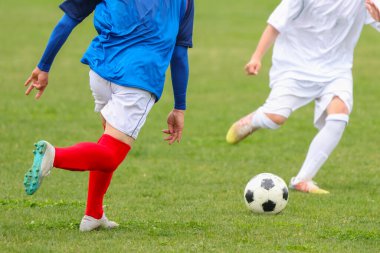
left=245, top=189, right=254, bottom=204
left=282, top=187, right=289, bottom=201
left=262, top=200, right=276, bottom=212
left=261, top=178, right=275, bottom=190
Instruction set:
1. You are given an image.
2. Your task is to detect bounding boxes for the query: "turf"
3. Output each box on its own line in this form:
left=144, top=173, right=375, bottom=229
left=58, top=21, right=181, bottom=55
left=1, top=0, right=380, bottom=252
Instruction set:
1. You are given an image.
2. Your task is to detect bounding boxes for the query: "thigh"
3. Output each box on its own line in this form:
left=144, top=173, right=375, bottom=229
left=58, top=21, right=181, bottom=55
left=101, top=85, right=156, bottom=140
left=314, top=78, right=353, bottom=129
left=318, top=78, right=353, bottom=113
left=261, top=80, right=315, bottom=118
left=327, top=97, right=349, bottom=115
left=89, top=70, right=112, bottom=112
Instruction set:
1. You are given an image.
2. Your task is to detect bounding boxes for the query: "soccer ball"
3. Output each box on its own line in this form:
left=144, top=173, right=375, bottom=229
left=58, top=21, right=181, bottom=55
left=244, top=173, right=289, bottom=214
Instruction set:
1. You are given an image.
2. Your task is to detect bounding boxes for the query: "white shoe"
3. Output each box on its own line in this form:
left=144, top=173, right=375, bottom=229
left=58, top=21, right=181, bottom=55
left=289, top=177, right=329, bottom=194
left=23, top=140, right=55, bottom=195
left=79, top=214, right=119, bottom=232
left=226, top=112, right=255, bottom=144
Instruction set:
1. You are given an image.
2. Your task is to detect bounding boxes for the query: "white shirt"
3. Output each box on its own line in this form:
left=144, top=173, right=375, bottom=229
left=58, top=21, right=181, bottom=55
left=267, top=0, right=380, bottom=84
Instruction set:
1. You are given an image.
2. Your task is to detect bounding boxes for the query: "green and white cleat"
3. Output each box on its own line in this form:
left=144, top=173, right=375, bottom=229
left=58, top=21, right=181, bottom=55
left=79, top=214, right=119, bottom=232
left=23, top=140, right=55, bottom=195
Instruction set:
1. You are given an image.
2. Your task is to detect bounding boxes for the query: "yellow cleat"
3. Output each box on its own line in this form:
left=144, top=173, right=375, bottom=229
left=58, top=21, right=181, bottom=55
left=226, top=112, right=255, bottom=144
left=289, top=177, right=330, bottom=194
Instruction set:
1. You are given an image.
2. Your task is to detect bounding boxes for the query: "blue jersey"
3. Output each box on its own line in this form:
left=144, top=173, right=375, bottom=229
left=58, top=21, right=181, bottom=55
left=60, top=0, right=194, bottom=101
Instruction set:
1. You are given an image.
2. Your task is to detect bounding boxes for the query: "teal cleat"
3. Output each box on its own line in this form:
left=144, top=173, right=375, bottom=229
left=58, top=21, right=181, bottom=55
left=23, top=140, right=55, bottom=195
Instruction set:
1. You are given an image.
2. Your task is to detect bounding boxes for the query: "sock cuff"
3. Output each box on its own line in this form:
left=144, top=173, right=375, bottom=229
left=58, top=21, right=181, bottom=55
left=262, top=113, right=280, bottom=129
left=326, top=114, right=349, bottom=124
left=98, top=134, right=131, bottom=151
left=252, top=109, right=280, bottom=130
left=98, top=134, right=131, bottom=166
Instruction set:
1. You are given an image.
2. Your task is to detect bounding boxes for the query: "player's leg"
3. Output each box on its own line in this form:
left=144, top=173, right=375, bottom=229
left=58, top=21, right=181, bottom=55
left=290, top=82, right=352, bottom=194
left=80, top=123, right=137, bottom=231
left=23, top=71, right=154, bottom=230
left=39, top=71, right=133, bottom=173
left=81, top=115, right=135, bottom=225
left=85, top=113, right=115, bottom=221
left=23, top=70, right=115, bottom=195
left=83, top=112, right=132, bottom=225
left=226, top=109, right=285, bottom=144
left=80, top=85, right=155, bottom=231
left=55, top=85, right=154, bottom=231
left=81, top=75, right=123, bottom=230
left=81, top=170, right=118, bottom=231
left=23, top=134, right=131, bottom=193
left=226, top=80, right=311, bottom=144
left=53, top=135, right=131, bottom=171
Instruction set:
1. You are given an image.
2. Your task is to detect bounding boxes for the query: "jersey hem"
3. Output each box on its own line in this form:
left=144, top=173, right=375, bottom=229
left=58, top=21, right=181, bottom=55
left=87, top=68, right=161, bottom=102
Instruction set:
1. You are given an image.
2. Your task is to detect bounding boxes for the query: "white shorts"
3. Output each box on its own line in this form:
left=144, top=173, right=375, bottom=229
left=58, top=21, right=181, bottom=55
left=261, top=78, right=353, bottom=129
left=89, top=70, right=155, bottom=139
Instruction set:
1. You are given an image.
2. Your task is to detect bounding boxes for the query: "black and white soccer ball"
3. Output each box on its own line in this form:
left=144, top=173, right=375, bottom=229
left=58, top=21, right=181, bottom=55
left=244, top=173, right=289, bottom=214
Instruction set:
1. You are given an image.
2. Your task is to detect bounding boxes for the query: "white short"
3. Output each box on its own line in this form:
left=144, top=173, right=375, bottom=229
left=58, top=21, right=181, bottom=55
left=261, top=78, right=353, bottom=129
left=89, top=70, right=155, bottom=139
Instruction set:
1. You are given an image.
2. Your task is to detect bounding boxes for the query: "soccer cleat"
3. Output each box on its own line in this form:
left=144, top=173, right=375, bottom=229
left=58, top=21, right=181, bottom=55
left=79, top=214, right=119, bottom=232
left=226, top=112, right=255, bottom=144
left=23, top=140, right=55, bottom=195
left=289, top=177, right=329, bottom=194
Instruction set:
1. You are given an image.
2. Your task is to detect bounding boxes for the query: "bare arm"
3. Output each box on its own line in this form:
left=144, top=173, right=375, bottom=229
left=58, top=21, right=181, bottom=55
left=24, top=14, right=80, bottom=99
left=367, top=0, right=380, bottom=22
left=162, top=46, right=190, bottom=145
left=245, top=24, right=279, bottom=75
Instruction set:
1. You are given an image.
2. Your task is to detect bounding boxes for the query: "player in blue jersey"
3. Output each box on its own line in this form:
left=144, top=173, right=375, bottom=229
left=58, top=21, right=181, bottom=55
left=23, top=0, right=194, bottom=232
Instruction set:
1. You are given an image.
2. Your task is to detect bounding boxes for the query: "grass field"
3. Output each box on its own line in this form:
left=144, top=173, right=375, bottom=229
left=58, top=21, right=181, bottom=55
left=1, top=0, right=380, bottom=252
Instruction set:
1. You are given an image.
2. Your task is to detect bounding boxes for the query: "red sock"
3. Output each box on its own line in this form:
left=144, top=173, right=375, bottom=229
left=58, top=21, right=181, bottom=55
left=53, top=134, right=131, bottom=219
left=53, top=134, right=131, bottom=172
left=85, top=171, right=114, bottom=219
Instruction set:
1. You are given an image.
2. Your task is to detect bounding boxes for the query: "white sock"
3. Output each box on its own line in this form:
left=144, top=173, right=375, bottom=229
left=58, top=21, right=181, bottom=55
left=294, top=114, right=348, bottom=183
left=251, top=109, right=280, bottom=130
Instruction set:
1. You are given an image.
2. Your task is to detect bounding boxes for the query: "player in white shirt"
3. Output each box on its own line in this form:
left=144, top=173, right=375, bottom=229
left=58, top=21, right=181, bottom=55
left=226, top=0, right=380, bottom=194
left=367, top=0, right=380, bottom=21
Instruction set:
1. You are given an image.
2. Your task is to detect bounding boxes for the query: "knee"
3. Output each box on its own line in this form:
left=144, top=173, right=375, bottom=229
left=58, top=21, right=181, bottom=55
left=265, top=113, right=287, bottom=125
left=102, top=150, right=126, bottom=172
left=327, top=96, right=349, bottom=115
left=252, top=110, right=283, bottom=130
left=97, top=134, right=131, bottom=172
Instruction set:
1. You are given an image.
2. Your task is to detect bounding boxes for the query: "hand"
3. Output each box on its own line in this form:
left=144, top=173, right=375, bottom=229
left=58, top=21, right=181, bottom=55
left=367, top=0, right=380, bottom=22
left=245, top=57, right=261, bottom=75
left=24, top=67, right=49, bottom=99
left=162, top=109, right=185, bottom=145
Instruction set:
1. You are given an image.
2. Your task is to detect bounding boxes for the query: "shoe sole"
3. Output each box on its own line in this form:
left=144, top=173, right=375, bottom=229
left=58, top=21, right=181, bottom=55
left=289, top=185, right=330, bottom=194
left=23, top=141, right=48, bottom=195
left=309, top=189, right=330, bottom=194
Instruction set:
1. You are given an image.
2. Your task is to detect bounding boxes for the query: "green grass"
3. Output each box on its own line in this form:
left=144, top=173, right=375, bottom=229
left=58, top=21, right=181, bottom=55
left=1, top=0, right=380, bottom=252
